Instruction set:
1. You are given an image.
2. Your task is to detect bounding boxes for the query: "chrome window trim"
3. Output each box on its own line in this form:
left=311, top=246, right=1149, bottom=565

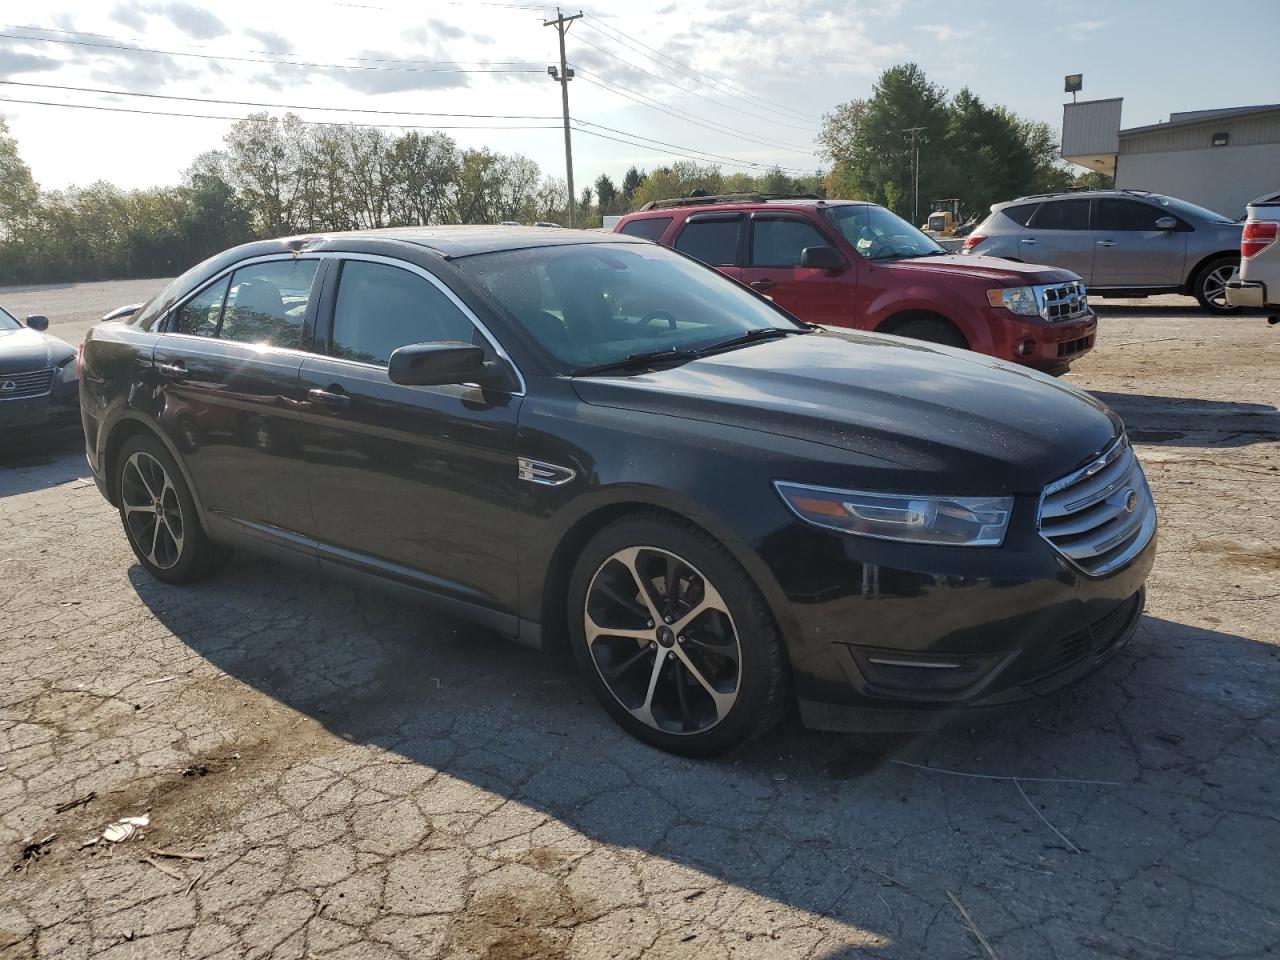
left=327, top=252, right=527, bottom=397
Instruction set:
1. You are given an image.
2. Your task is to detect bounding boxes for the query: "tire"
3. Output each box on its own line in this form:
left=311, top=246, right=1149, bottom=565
left=115, top=434, right=230, bottom=584
left=1192, top=255, right=1241, bottom=314
left=888, top=317, right=968, bottom=349
left=567, top=512, right=790, bottom=757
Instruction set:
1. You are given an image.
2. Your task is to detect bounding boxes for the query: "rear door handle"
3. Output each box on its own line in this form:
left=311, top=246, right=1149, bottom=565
left=1019, top=238, right=1038, bottom=245
left=156, top=360, right=187, bottom=380
left=750, top=280, right=775, bottom=291
left=1096, top=240, right=1117, bottom=247
left=307, top=386, right=350, bottom=409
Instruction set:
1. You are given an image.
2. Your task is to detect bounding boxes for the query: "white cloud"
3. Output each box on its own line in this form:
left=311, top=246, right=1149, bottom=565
left=1070, top=19, right=1109, bottom=31
left=917, top=23, right=973, bottom=43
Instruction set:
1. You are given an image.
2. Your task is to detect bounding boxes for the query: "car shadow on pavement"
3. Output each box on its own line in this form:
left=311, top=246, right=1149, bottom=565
left=1089, top=391, right=1280, bottom=448
left=0, top=430, right=87, bottom=497
left=128, top=557, right=1280, bottom=959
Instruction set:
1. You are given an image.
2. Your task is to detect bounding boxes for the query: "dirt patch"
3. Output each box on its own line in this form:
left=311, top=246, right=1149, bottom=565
left=1211, top=544, right=1280, bottom=572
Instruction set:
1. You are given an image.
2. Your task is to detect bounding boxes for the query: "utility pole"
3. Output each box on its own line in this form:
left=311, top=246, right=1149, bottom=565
left=544, top=7, right=582, bottom=227
left=903, top=126, right=926, bottom=225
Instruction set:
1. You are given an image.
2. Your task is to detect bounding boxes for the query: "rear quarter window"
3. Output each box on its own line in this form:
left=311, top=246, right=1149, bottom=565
left=618, top=217, right=672, bottom=242
left=1000, top=203, right=1041, bottom=227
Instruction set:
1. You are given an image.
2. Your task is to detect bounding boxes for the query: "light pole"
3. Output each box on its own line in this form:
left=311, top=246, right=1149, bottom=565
left=544, top=8, right=582, bottom=227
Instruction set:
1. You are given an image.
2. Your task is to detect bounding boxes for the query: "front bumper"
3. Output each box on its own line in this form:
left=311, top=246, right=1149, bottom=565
left=0, top=377, right=80, bottom=432
left=998, top=310, right=1097, bottom=370
left=762, top=502, right=1156, bottom=733
left=1225, top=278, right=1269, bottom=309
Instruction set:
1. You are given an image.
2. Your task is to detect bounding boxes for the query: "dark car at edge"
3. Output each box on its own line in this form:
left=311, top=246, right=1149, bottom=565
left=79, top=227, right=1157, bottom=756
left=1, top=305, right=79, bottom=435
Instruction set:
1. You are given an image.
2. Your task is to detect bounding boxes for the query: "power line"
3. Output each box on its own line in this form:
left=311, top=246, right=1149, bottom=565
left=571, top=124, right=816, bottom=175
left=581, top=13, right=823, bottom=123
left=574, top=120, right=812, bottom=174
left=577, top=72, right=814, bottom=155
left=570, top=30, right=815, bottom=134
left=0, top=96, right=562, bottom=132
left=0, top=80, right=560, bottom=120
left=0, top=30, right=546, bottom=74
left=578, top=19, right=819, bottom=127
left=0, top=23, right=546, bottom=67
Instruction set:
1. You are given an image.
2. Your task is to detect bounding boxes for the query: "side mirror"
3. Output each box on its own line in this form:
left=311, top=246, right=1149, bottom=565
left=799, top=245, right=845, bottom=271
left=25, top=315, right=49, bottom=332
left=1155, top=216, right=1178, bottom=231
left=387, top=341, right=505, bottom=388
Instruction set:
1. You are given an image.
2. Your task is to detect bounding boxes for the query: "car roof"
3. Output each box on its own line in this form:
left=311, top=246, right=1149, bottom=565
left=624, top=198, right=871, bottom=218
left=283, top=225, right=647, bottom=259
left=997, top=189, right=1171, bottom=208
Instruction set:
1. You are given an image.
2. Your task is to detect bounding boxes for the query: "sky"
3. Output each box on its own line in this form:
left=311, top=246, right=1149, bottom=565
left=1, top=0, right=1277, bottom=193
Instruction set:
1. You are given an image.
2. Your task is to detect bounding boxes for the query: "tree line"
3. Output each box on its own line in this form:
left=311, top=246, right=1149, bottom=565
left=1, top=62, right=1102, bottom=285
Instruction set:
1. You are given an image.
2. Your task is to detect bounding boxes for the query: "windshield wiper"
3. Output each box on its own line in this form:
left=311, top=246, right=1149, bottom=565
left=571, top=347, right=702, bottom=377
left=697, top=327, right=803, bottom=355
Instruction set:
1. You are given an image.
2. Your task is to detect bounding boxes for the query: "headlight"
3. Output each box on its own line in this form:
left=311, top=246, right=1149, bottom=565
left=987, top=286, right=1040, bottom=316
left=775, top=481, right=1013, bottom=546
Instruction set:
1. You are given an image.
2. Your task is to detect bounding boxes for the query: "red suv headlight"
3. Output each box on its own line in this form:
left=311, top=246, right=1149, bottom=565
left=1243, top=221, right=1278, bottom=259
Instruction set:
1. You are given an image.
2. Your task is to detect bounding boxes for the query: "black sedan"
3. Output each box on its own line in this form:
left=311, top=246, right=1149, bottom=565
left=79, top=228, right=1156, bottom=756
left=0, top=305, right=79, bottom=434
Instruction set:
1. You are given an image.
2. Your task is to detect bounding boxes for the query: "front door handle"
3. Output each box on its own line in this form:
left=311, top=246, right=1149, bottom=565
left=156, top=360, right=187, bottom=380
left=307, top=386, right=350, bottom=409
left=1096, top=240, right=1117, bottom=247
left=1019, top=238, right=1038, bottom=245
left=750, top=279, right=775, bottom=291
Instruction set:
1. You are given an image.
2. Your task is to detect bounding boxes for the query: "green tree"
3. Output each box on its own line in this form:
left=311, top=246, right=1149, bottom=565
left=620, top=166, right=646, bottom=208
left=629, top=162, right=723, bottom=209
left=594, top=174, right=618, bottom=216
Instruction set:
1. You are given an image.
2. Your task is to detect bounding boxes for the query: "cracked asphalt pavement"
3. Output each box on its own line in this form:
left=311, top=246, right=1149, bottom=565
left=1, top=284, right=1278, bottom=959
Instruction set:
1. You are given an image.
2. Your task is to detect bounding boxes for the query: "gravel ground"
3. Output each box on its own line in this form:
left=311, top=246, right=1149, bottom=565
left=1, top=282, right=1278, bottom=960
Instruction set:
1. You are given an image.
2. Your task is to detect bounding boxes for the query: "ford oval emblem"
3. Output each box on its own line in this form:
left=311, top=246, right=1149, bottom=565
left=1123, top=489, right=1138, bottom=513
left=0, top=380, right=15, bottom=393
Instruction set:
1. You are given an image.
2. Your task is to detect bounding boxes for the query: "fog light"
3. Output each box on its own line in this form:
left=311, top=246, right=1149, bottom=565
left=1015, top=337, right=1038, bottom=358
left=846, top=647, right=1000, bottom=694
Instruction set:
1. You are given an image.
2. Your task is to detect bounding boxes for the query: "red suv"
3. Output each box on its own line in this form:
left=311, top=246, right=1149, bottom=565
left=614, top=195, right=1097, bottom=372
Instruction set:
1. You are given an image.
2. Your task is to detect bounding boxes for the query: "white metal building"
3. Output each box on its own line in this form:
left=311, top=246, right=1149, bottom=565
left=1062, top=100, right=1280, bottom=218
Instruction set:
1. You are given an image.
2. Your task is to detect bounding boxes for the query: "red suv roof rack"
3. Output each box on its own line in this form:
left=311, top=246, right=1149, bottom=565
left=639, top=193, right=824, bottom=211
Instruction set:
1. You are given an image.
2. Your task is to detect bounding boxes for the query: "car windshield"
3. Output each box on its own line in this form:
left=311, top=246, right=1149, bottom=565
left=1149, top=194, right=1236, bottom=224
left=456, top=242, right=805, bottom=373
left=0, top=306, right=20, bottom=331
left=822, top=204, right=945, bottom=260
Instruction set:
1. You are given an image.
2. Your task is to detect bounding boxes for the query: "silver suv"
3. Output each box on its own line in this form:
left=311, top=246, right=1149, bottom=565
left=964, top=190, right=1243, bottom=314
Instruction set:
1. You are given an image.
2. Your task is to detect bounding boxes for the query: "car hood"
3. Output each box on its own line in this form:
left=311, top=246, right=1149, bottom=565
left=0, top=327, right=74, bottom=375
left=571, top=331, right=1121, bottom=494
left=887, top=254, right=1079, bottom=285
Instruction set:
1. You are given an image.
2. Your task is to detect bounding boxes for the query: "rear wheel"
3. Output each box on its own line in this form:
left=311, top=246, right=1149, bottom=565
left=116, top=434, right=230, bottom=584
left=568, top=514, right=790, bottom=756
left=887, top=317, right=968, bottom=349
left=1193, top=256, right=1241, bottom=314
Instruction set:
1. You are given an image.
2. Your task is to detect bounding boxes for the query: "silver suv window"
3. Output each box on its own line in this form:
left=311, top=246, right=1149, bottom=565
left=1029, top=199, right=1090, bottom=230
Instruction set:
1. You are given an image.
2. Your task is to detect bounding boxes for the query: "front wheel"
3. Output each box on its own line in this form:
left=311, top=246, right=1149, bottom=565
left=888, top=317, right=968, bottom=349
left=568, top=514, right=790, bottom=756
left=116, top=434, right=230, bottom=584
left=1193, top=256, right=1242, bottom=314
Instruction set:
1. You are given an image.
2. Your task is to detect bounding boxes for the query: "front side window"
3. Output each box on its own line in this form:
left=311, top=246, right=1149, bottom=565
left=1093, top=199, right=1163, bottom=231
left=220, top=259, right=319, bottom=349
left=822, top=204, right=944, bottom=260
left=1030, top=199, right=1090, bottom=231
left=750, top=218, right=831, bottom=267
left=329, top=260, right=477, bottom=366
left=173, top=277, right=229, bottom=337
left=619, top=217, right=672, bottom=242
left=456, top=242, right=803, bottom=371
left=674, top=217, right=741, bottom=266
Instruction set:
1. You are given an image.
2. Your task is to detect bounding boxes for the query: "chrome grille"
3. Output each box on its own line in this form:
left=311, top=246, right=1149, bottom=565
left=0, top=367, right=54, bottom=400
left=1038, top=437, right=1156, bottom=576
left=1040, top=280, right=1089, bottom=321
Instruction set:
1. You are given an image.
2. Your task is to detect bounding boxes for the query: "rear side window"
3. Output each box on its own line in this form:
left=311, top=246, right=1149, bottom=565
left=619, top=217, right=672, bottom=241
left=1000, top=203, right=1040, bottom=227
left=1093, top=198, right=1164, bottom=231
left=220, top=260, right=320, bottom=350
left=674, top=217, right=741, bottom=266
left=330, top=260, right=476, bottom=367
left=750, top=218, right=830, bottom=267
left=174, top=277, right=229, bottom=337
left=1030, top=199, right=1090, bottom=231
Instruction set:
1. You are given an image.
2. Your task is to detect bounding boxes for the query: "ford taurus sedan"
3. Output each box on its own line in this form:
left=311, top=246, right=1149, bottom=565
left=79, top=227, right=1157, bottom=756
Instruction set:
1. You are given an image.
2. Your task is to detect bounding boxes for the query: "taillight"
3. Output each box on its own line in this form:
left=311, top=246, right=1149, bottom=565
left=962, top=234, right=986, bottom=252
left=1242, top=220, right=1278, bottom=258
